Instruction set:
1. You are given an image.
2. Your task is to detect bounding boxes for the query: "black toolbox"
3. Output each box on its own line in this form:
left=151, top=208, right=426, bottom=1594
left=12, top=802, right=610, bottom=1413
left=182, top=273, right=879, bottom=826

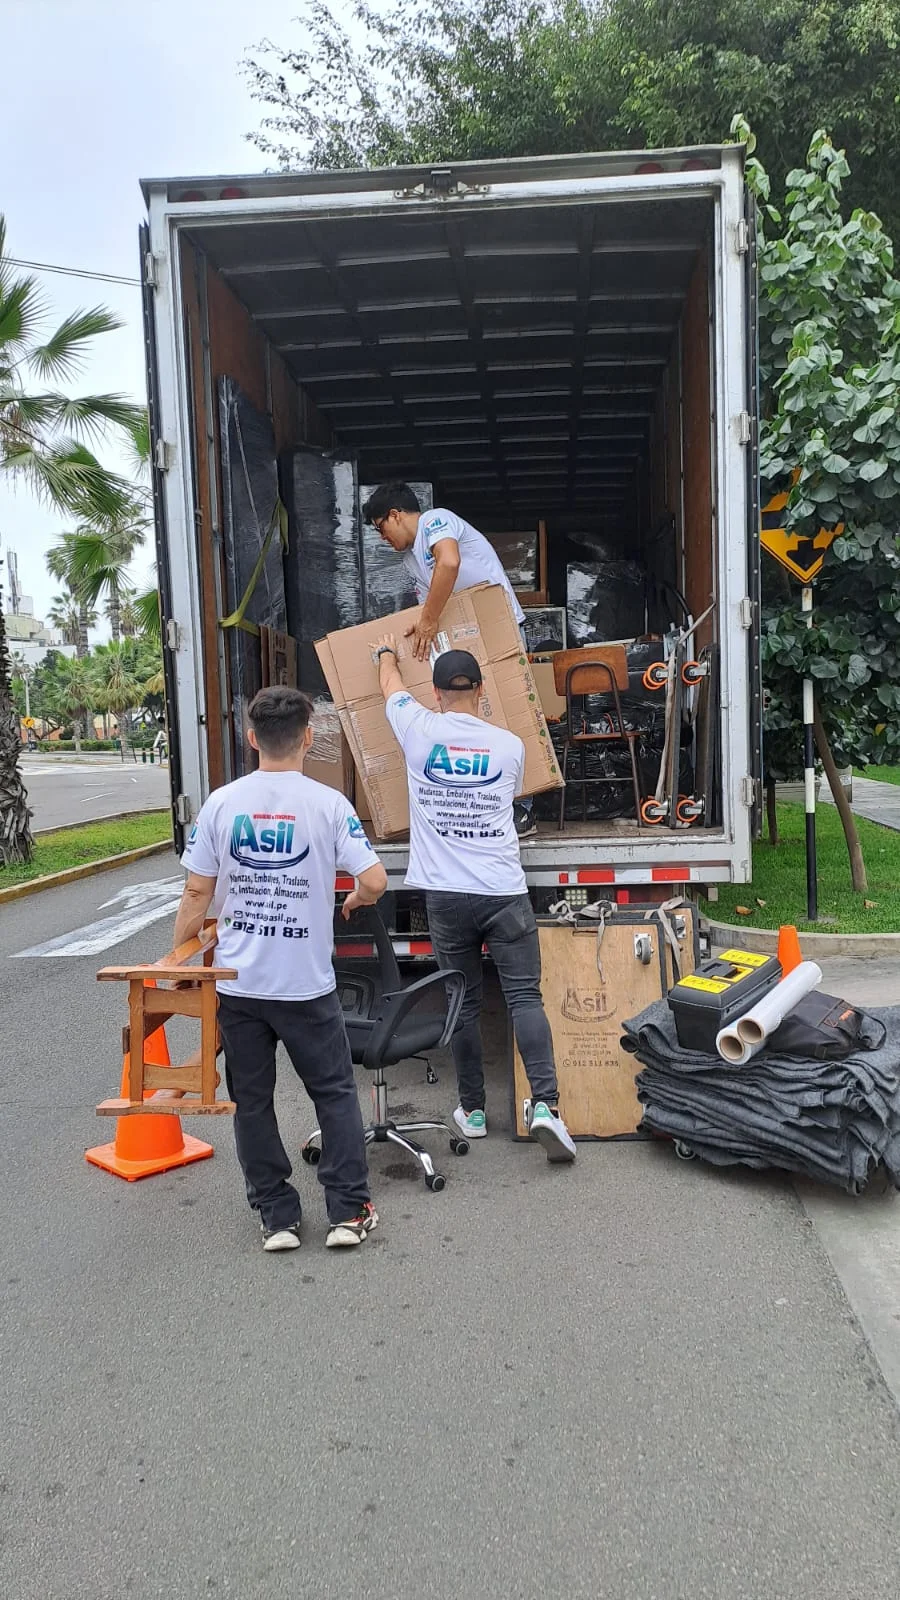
left=667, top=949, right=782, bottom=1053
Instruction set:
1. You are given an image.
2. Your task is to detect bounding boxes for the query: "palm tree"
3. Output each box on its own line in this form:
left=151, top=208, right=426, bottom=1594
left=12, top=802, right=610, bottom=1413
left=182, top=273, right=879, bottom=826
left=92, top=640, right=145, bottom=740
left=47, top=589, right=91, bottom=649
left=0, top=570, right=32, bottom=863
left=54, top=654, right=96, bottom=752
left=64, top=500, right=147, bottom=643
left=46, top=538, right=95, bottom=655
left=0, top=215, right=144, bottom=864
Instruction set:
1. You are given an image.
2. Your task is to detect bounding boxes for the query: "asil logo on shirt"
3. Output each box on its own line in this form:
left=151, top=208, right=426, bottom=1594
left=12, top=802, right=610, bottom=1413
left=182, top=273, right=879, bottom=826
left=423, top=744, right=500, bottom=787
left=229, top=813, right=310, bottom=871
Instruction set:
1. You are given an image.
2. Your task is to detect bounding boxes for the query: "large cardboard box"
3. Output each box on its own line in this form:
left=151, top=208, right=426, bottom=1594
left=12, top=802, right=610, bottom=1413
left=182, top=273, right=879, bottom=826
left=512, top=908, right=698, bottom=1138
left=303, top=700, right=356, bottom=799
left=529, top=657, right=567, bottom=721
left=315, top=584, right=563, bottom=838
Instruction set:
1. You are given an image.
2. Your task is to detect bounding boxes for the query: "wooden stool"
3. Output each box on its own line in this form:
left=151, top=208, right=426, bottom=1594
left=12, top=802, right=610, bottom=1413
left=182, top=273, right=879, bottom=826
left=95, top=922, right=236, bottom=1118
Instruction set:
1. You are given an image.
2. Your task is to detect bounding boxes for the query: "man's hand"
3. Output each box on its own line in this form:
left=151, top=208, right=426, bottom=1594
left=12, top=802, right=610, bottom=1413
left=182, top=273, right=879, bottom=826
left=405, top=614, right=439, bottom=662
left=341, top=862, right=388, bottom=919
left=372, top=633, right=404, bottom=700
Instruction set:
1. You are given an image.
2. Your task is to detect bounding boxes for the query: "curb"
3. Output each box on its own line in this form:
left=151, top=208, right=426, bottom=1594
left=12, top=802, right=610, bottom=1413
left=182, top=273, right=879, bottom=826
left=0, top=841, right=173, bottom=905
left=705, top=917, right=900, bottom=959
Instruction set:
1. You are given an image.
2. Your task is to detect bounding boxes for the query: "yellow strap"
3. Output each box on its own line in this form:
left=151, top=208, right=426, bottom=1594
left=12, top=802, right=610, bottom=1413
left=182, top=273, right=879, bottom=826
left=219, top=498, right=289, bottom=638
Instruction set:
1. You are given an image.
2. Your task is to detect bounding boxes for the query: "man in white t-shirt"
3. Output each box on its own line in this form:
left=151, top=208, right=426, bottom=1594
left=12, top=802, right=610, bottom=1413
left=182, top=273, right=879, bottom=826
left=173, top=686, right=387, bottom=1253
left=374, top=635, right=575, bottom=1163
left=361, top=481, right=535, bottom=837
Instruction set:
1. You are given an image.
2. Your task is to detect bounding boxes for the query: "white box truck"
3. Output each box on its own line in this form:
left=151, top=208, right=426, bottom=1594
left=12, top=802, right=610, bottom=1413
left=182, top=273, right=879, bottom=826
left=140, top=144, right=762, bottom=938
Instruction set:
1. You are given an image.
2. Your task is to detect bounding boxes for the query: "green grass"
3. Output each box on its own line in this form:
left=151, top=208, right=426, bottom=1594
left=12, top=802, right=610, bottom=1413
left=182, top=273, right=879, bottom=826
left=855, top=765, right=900, bottom=786
left=0, top=811, right=172, bottom=888
left=702, top=802, right=900, bottom=934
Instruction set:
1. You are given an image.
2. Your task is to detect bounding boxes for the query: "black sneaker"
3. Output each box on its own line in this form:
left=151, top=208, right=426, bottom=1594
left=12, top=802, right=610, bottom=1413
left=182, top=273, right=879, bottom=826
left=326, top=1202, right=379, bottom=1249
left=261, top=1220, right=303, bottom=1252
left=514, top=804, right=537, bottom=838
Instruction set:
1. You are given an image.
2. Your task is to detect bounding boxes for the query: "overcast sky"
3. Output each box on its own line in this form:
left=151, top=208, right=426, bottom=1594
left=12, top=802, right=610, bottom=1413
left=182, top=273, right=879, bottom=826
left=1, top=0, right=312, bottom=631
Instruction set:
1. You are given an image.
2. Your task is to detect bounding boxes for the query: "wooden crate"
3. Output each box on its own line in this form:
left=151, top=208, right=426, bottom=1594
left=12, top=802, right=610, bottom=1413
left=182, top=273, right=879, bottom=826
left=512, top=907, right=697, bottom=1139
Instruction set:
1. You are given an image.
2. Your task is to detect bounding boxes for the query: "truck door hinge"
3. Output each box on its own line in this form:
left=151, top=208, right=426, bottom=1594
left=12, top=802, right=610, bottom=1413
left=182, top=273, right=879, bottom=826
left=165, top=618, right=181, bottom=651
left=739, top=596, right=754, bottom=629
left=740, top=776, right=758, bottom=808
left=175, top=794, right=193, bottom=826
left=737, top=411, right=752, bottom=445
left=143, top=250, right=160, bottom=289
left=154, top=438, right=173, bottom=471
left=735, top=219, right=750, bottom=254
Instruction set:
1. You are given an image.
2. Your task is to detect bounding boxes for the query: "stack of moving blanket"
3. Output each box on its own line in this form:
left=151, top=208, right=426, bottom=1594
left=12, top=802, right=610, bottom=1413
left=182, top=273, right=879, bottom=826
left=623, top=998, right=900, bottom=1193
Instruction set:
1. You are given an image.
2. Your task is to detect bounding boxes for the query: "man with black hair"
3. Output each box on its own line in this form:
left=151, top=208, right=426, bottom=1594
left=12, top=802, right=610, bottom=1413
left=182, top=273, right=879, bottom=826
left=373, top=633, right=575, bottom=1162
left=362, top=480, right=535, bottom=836
left=173, top=685, right=387, bottom=1252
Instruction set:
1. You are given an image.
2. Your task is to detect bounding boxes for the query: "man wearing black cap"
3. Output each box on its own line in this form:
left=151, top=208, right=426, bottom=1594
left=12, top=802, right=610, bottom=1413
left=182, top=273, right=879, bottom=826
left=373, top=632, right=575, bottom=1161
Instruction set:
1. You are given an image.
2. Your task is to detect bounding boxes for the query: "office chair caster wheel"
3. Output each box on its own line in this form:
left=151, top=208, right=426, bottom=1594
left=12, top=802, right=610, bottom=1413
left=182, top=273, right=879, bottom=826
left=301, top=1143, right=321, bottom=1166
left=673, top=1140, right=696, bottom=1161
left=450, top=1137, right=469, bottom=1156
left=425, top=1173, right=446, bottom=1192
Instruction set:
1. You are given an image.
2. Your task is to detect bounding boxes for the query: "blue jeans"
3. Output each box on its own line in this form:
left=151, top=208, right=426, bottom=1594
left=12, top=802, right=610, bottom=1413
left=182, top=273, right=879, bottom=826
left=426, top=891, right=558, bottom=1112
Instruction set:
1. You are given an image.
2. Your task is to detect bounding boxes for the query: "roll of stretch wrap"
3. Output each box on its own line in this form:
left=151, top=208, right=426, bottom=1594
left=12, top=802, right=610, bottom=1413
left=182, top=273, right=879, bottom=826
left=715, top=961, right=823, bottom=1065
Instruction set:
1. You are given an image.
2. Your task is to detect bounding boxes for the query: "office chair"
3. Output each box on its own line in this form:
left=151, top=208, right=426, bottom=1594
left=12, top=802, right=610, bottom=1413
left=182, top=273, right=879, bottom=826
left=301, top=907, right=468, bottom=1191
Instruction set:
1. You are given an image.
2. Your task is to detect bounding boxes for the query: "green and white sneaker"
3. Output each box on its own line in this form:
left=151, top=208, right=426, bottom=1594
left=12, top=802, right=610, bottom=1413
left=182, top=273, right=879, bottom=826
left=453, top=1106, right=487, bottom=1140
left=528, top=1101, right=576, bottom=1163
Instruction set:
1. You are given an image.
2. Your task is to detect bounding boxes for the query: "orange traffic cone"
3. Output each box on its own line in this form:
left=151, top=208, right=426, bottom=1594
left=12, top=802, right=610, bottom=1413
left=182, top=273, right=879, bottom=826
left=776, top=924, right=803, bottom=977
left=86, top=990, right=214, bottom=1181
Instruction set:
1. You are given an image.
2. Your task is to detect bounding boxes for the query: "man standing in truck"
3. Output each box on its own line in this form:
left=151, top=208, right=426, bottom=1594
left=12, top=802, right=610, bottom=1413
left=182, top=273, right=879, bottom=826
left=362, top=481, right=535, bottom=836
left=372, top=632, right=575, bottom=1162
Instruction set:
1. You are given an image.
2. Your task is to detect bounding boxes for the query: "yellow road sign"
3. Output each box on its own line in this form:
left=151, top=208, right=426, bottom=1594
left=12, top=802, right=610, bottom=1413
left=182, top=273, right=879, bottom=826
left=761, top=489, right=843, bottom=582
left=22, top=716, right=35, bottom=728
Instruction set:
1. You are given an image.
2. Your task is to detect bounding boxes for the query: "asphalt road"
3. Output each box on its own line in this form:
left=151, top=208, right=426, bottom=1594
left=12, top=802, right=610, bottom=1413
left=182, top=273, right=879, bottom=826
left=1, top=858, right=899, bottom=1600
left=18, top=755, right=170, bottom=831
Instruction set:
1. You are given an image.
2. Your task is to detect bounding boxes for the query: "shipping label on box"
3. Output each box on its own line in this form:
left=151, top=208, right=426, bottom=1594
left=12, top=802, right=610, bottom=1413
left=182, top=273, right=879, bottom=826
left=315, top=584, right=562, bottom=839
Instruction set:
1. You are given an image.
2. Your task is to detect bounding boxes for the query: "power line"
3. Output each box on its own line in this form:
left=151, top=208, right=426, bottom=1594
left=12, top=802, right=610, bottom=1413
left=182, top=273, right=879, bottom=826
left=7, top=256, right=140, bottom=288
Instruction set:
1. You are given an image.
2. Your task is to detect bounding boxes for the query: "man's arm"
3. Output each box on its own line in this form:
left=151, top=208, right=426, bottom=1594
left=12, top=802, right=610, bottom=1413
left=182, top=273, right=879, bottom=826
left=406, top=538, right=460, bottom=661
left=374, top=632, right=405, bottom=702
left=173, top=873, right=216, bottom=947
left=341, top=861, right=388, bottom=920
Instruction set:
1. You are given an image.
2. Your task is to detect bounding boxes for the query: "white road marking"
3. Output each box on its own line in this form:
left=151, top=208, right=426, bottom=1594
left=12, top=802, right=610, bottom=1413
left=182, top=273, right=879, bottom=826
left=81, top=791, right=115, bottom=803
left=11, top=877, right=185, bottom=958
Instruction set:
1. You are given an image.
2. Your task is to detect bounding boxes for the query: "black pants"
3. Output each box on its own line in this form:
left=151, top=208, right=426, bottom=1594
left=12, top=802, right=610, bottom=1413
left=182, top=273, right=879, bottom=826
left=216, top=989, right=370, bottom=1230
left=425, top=891, right=558, bottom=1114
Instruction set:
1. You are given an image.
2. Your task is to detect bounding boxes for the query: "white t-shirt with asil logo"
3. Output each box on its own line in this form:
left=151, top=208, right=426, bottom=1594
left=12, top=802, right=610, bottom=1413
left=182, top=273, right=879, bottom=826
left=385, top=693, right=526, bottom=896
left=181, top=769, right=379, bottom=1001
left=403, top=507, right=526, bottom=625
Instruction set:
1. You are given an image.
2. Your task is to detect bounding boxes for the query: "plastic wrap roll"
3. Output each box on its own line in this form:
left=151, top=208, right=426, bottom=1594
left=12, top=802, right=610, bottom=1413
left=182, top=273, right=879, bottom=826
left=736, top=961, right=823, bottom=1047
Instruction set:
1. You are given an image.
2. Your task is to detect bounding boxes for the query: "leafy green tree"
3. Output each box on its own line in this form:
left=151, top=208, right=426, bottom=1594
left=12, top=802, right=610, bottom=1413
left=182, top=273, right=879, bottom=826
left=734, top=118, right=900, bottom=892
left=245, top=0, right=900, bottom=232
left=57, top=501, right=147, bottom=644
left=0, top=218, right=144, bottom=864
left=53, top=654, right=96, bottom=751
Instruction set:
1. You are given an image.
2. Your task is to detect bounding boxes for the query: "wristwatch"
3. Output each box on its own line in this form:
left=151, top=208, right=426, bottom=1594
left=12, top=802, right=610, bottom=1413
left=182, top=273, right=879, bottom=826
left=375, top=646, right=397, bottom=660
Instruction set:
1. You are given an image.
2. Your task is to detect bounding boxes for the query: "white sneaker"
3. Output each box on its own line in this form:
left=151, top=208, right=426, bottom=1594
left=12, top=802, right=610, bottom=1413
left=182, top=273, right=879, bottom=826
left=528, top=1102, right=576, bottom=1163
left=325, top=1203, right=379, bottom=1249
left=262, top=1221, right=303, bottom=1252
left=453, top=1106, right=487, bottom=1139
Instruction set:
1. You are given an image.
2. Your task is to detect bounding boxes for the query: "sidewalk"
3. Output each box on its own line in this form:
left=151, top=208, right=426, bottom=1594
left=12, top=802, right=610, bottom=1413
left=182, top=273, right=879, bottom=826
left=821, top=774, right=900, bottom=831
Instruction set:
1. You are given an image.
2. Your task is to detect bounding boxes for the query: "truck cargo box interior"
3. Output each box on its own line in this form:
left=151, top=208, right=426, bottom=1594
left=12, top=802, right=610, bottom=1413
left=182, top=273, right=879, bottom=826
left=177, top=168, right=725, bottom=846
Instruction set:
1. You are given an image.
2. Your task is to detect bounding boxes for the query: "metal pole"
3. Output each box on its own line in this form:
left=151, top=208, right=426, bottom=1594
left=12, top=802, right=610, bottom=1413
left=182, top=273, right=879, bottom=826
left=802, top=584, right=817, bottom=922
left=24, top=673, right=31, bottom=720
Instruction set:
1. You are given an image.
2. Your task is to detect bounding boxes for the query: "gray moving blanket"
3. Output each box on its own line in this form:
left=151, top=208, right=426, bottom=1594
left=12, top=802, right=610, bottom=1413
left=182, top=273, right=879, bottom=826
left=623, top=999, right=900, bottom=1194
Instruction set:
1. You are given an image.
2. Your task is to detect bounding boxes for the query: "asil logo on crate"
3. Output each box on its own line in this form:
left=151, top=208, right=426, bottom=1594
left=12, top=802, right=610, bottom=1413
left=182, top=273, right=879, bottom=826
left=423, top=744, right=501, bottom=788
left=229, top=813, right=311, bottom=870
